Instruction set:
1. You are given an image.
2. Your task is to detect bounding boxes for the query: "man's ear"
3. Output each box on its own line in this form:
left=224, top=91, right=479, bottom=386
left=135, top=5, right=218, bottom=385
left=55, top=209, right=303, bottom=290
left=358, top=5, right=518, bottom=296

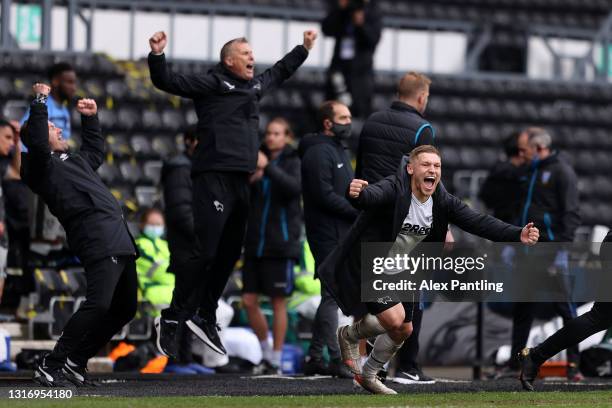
left=323, top=118, right=332, bottom=131
left=407, top=163, right=414, bottom=175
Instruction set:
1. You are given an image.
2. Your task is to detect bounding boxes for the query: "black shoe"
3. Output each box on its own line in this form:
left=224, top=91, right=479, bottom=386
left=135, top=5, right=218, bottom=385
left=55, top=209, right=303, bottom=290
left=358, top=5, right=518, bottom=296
left=392, top=367, right=436, bottom=384
left=329, top=359, right=354, bottom=379
left=518, top=348, right=541, bottom=391
left=62, top=359, right=99, bottom=387
left=33, top=356, right=72, bottom=387
left=303, top=357, right=329, bottom=376
left=254, top=360, right=282, bottom=375
left=186, top=314, right=226, bottom=355
left=154, top=315, right=180, bottom=359
left=567, top=362, right=584, bottom=382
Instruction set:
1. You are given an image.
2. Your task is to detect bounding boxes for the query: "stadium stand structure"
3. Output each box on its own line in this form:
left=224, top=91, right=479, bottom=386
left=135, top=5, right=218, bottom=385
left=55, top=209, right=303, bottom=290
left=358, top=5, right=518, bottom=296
left=2, top=50, right=612, bottom=227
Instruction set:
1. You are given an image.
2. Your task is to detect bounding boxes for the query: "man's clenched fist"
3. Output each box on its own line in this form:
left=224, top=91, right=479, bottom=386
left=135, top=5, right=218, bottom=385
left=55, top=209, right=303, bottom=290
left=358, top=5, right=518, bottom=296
left=520, top=222, right=540, bottom=246
left=149, top=31, right=168, bottom=54
left=303, top=30, right=318, bottom=51
left=33, top=83, right=51, bottom=96
left=77, top=99, right=97, bottom=116
left=349, top=179, right=368, bottom=198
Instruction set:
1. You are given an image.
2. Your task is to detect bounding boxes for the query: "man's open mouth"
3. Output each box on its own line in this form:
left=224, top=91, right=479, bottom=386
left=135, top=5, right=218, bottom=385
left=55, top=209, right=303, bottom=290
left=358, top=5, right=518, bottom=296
left=424, top=176, right=436, bottom=189
left=246, top=64, right=254, bottom=71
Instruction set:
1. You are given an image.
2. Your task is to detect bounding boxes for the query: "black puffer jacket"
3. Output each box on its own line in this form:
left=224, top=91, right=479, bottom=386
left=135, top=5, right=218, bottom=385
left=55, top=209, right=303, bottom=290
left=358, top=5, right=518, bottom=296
left=244, top=145, right=302, bottom=260
left=319, top=156, right=523, bottom=316
left=161, top=153, right=194, bottom=272
left=299, top=133, right=358, bottom=247
left=356, top=101, right=435, bottom=183
left=148, top=45, right=309, bottom=175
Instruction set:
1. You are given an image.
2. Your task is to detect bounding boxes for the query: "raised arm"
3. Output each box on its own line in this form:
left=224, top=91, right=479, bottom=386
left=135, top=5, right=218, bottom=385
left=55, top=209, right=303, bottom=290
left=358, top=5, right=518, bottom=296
left=77, top=99, right=105, bottom=171
left=22, top=84, right=51, bottom=160
left=447, top=192, right=538, bottom=244
left=257, top=31, right=316, bottom=93
left=348, top=175, right=397, bottom=210
left=148, top=31, right=216, bottom=98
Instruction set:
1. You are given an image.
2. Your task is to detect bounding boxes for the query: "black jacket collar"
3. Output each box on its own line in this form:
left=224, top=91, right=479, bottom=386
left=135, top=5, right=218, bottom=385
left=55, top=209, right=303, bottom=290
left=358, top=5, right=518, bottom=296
left=391, top=101, right=424, bottom=118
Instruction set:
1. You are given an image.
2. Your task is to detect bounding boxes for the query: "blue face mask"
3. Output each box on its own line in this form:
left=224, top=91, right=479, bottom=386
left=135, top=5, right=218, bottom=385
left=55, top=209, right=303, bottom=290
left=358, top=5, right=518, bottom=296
left=143, top=224, right=165, bottom=240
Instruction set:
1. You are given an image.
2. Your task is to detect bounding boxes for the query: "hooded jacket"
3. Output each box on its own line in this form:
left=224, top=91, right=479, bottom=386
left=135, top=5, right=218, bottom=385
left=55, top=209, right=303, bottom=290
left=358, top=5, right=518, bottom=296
left=244, top=145, right=302, bottom=260
left=148, top=45, right=309, bottom=175
left=318, top=156, right=523, bottom=316
left=299, top=133, right=358, bottom=252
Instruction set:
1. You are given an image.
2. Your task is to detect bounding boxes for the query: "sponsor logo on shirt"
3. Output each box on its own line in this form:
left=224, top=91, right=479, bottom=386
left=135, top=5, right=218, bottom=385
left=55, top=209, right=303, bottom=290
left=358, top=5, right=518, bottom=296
left=400, top=223, right=431, bottom=236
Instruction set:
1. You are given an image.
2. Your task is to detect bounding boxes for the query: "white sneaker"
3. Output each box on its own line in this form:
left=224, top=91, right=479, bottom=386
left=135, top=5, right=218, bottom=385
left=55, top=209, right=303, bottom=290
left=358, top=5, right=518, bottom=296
left=354, top=374, right=397, bottom=395
left=337, top=325, right=361, bottom=375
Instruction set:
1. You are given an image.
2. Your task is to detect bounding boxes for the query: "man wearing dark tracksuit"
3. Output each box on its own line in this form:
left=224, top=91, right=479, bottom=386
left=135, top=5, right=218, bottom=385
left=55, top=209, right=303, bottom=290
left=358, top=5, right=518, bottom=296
left=299, top=101, right=357, bottom=378
left=511, top=127, right=582, bottom=380
left=21, top=84, right=137, bottom=387
left=147, top=30, right=317, bottom=358
left=355, top=71, right=436, bottom=384
left=520, top=231, right=612, bottom=391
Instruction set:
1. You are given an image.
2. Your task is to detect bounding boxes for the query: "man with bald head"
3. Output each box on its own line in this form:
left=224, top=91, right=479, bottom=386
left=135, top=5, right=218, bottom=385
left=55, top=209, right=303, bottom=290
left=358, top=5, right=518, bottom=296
left=148, top=30, right=317, bottom=359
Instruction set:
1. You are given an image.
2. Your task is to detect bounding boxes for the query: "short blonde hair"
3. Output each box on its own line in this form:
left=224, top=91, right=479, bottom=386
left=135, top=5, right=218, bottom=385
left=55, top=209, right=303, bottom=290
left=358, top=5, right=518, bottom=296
left=398, top=72, right=432, bottom=100
left=409, top=145, right=440, bottom=163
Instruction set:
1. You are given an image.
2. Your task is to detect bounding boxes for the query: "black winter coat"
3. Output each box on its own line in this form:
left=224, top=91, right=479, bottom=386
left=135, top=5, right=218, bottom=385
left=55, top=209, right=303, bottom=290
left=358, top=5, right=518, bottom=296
left=148, top=46, right=309, bottom=175
left=318, top=157, right=523, bottom=316
left=520, top=152, right=580, bottom=242
left=161, top=153, right=194, bottom=272
left=299, top=133, right=358, bottom=250
left=479, top=160, right=526, bottom=224
left=244, top=145, right=302, bottom=260
left=21, top=101, right=137, bottom=266
left=356, top=102, right=435, bottom=183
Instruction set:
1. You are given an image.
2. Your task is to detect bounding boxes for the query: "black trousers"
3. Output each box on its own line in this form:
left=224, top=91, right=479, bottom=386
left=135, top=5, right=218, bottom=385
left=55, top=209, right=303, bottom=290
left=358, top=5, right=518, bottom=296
left=307, top=241, right=341, bottom=361
left=510, top=301, right=579, bottom=367
left=533, top=302, right=612, bottom=364
left=48, top=255, right=137, bottom=367
left=165, top=172, right=250, bottom=321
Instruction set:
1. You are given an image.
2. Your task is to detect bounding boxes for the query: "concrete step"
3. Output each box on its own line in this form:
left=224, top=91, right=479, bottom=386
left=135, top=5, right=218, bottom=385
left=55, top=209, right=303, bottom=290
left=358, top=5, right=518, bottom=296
left=0, top=322, right=27, bottom=339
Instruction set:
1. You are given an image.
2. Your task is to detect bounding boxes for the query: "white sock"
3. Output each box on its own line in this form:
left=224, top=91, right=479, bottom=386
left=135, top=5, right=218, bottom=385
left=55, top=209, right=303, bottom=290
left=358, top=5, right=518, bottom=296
left=346, top=314, right=386, bottom=342
left=260, top=339, right=272, bottom=362
left=271, top=350, right=282, bottom=368
left=362, top=333, right=403, bottom=378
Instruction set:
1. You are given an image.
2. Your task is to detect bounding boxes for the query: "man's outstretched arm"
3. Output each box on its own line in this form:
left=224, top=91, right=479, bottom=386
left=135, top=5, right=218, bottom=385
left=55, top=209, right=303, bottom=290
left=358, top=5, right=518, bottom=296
left=148, top=31, right=216, bottom=98
left=77, top=99, right=105, bottom=171
left=448, top=192, right=538, bottom=244
left=258, top=30, right=317, bottom=93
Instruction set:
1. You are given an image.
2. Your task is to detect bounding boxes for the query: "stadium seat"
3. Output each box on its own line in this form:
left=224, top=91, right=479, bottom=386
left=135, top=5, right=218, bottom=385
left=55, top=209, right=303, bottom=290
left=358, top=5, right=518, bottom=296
left=135, top=186, right=160, bottom=208
left=118, top=107, right=141, bottom=130
left=130, top=134, right=154, bottom=158
left=142, top=109, right=163, bottom=130
left=143, top=161, right=163, bottom=185
left=119, top=160, right=144, bottom=184
left=152, top=136, right=176, bottom=158
left=161, top=109, right=185, bottom=132
left=97, top=161, right=122, bottom=184
left=106, top=133, right=132, bottom=157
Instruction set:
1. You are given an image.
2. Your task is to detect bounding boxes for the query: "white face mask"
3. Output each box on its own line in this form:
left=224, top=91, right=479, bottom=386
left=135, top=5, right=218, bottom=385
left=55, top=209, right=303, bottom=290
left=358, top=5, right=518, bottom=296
left=143, top=224, right=165, bottom=240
